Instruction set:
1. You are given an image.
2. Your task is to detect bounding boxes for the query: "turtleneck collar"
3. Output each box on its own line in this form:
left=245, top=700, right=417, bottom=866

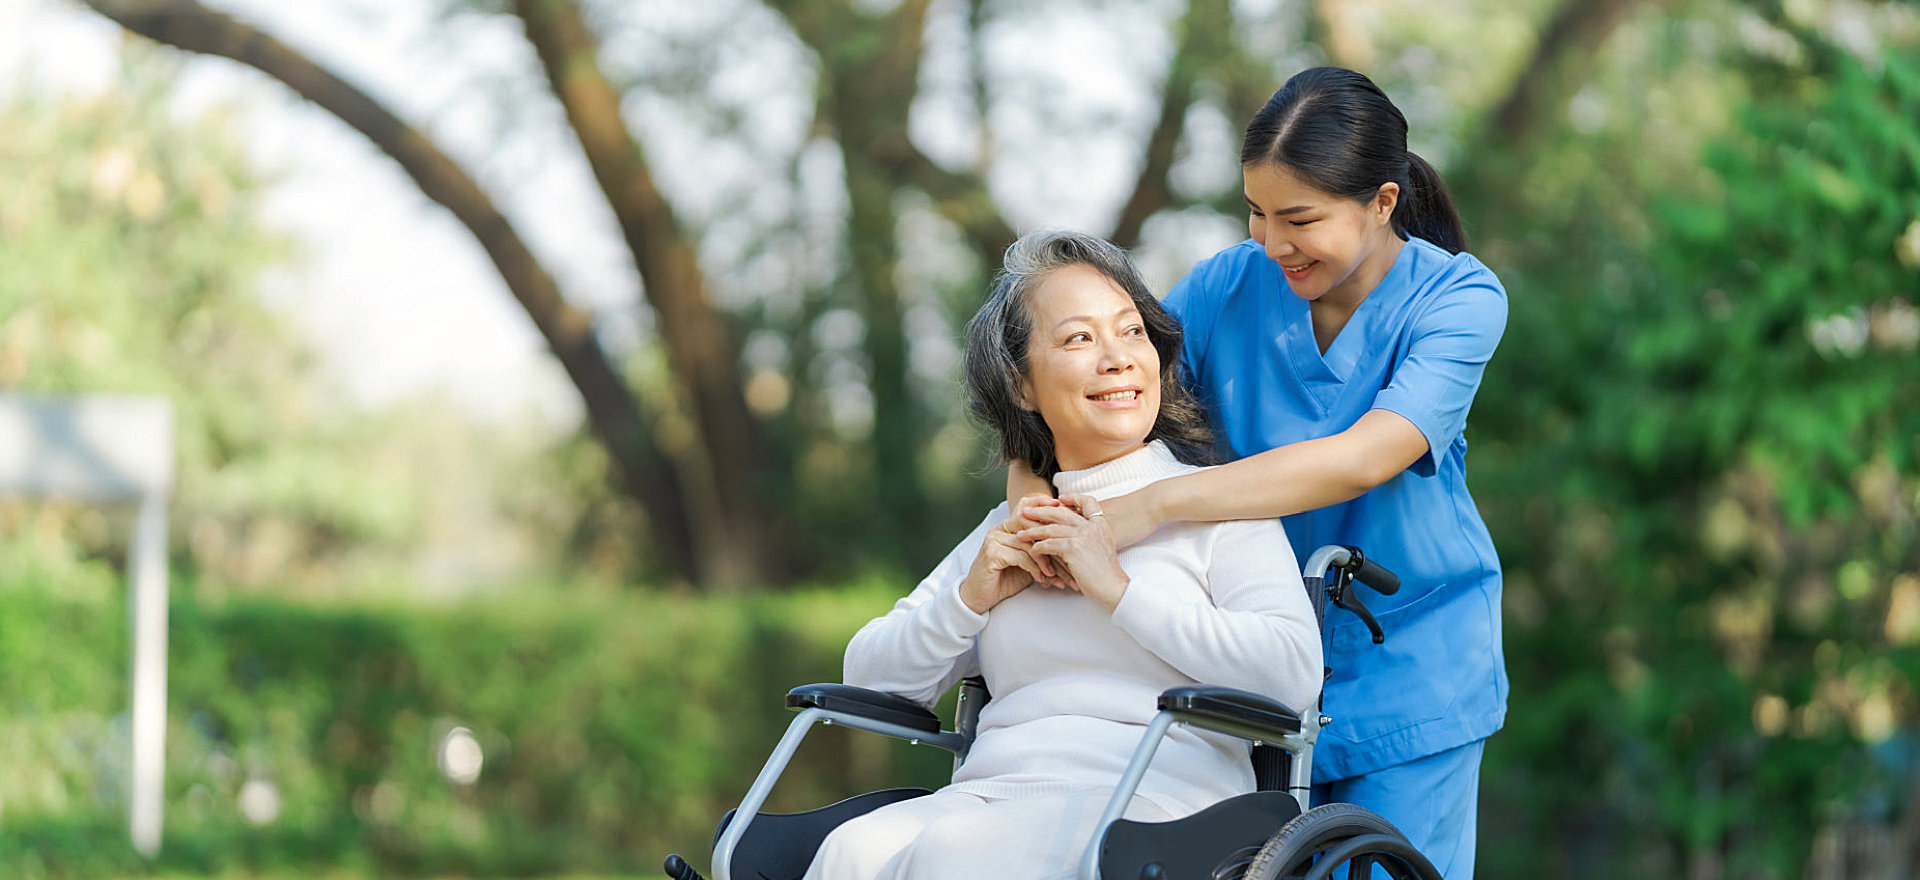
left=1050, top=441, right=1190, bottom=500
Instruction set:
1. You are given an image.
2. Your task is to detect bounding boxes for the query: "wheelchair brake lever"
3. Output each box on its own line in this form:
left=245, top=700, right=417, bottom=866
left=1345, top=594, right=1386, bottom=645
left=1328, top=579, right=1387, bottom=645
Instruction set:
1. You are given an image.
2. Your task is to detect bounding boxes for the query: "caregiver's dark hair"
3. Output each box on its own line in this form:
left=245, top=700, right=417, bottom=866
left=1241, top=66, right=1466, bottom=255
left=964, top=230, right=1215, bottom=482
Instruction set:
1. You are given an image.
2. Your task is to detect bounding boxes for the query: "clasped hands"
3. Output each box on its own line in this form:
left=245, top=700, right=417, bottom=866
left=959, top=493, right=1131, bottom=615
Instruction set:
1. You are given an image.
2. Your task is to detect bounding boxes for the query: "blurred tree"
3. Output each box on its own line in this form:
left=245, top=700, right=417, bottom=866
left=0, top=60, right=402, bottom=592
left=0, top=59, right=588, bottom=598
left=21, top=0, right=1920, bottom=876
left=1467, top=18, right=1920, bottom=877
left=70, top=0, right=1279, bottom=584
left=72, top=0, right=1657, bottom=587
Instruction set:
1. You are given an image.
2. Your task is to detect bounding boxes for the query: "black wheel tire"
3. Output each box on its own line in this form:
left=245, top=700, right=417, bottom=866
left=1241, top=803, right=1441, bottom=880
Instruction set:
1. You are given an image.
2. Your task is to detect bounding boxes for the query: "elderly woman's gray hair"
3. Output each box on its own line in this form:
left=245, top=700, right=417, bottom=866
left=963, top=230, right=1216, bottom=480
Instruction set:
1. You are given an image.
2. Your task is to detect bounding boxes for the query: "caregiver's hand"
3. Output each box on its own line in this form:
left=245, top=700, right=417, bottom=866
left=1079, top=488, right=1156, bottom=549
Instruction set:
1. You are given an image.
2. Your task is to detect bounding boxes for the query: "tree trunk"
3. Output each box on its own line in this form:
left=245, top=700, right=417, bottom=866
left=780, top=0, right=939, bottom=558
left=1111, top=0, right=1237, bottom=250
left=77, top=0, right=708, bottom=582
left=1308, top=0, right=1376, bottom=71
left=512, top=0, right=781, bottom=591
left=1480, top=0, right=1652, bottom=158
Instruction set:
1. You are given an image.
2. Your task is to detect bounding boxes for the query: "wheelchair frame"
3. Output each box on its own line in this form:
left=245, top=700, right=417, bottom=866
left=670, top=544, right=1438, bottom=880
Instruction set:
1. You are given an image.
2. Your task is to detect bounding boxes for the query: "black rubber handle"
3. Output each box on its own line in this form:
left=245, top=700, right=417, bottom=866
left=663, top=854, right=707, bottom=880
left=1345, top=546, right=1400, bottom=595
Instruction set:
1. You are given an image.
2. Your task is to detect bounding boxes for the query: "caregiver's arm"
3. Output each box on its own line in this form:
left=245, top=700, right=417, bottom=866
left=1094, top=410, right=1428, bottom=547
left=1007, top=464, right=1051, bottom=504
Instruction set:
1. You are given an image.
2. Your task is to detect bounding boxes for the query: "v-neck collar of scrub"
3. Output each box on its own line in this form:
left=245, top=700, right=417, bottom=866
left=1280, top=239, right=1418, bottom=410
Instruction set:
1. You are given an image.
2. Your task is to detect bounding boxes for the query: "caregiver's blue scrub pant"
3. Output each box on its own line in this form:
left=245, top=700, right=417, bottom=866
left=1309, top=739, right=1484, bottom=880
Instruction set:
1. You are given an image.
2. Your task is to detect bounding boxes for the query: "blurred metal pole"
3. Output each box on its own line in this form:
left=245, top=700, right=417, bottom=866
left=0, top=393, right=174, bottom=856
left=129, top=492, right=169, bottom=857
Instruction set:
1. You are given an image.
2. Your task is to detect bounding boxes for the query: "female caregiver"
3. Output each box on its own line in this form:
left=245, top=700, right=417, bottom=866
left=1013, top=66, right=1507, bottom=879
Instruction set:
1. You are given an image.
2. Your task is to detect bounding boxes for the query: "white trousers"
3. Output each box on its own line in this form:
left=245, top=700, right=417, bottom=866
left=802, top=787, right=1176, bottom=880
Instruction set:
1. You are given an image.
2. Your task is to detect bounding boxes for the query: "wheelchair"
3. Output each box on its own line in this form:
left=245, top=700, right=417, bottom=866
left=664, top=545, right=1442, bottom=880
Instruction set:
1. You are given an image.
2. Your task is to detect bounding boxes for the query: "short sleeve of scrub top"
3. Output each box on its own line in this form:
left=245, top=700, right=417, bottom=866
left=1367, top=272, right=1506, bottom=477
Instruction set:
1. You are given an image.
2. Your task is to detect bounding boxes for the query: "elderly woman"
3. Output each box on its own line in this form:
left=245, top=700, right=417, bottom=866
left=803, top=230, right=1323, bottom=880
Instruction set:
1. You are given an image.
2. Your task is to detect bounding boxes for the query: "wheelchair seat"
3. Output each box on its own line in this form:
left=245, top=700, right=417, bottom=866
left=705, top=788, right=933, bottom=880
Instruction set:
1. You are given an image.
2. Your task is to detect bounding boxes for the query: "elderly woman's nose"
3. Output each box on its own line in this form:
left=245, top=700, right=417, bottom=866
left=1097, top=340, right=1136, bottom=371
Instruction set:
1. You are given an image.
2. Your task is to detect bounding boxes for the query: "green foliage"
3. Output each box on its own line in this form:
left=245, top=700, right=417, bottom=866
left=0, top=57, right=596, bottom=597
left=0, top=563, right=942, bottom=878
left=11, top=7, right=1920, bottom=880
left=1471, top=48, right=1920, bottom=880
left=0, top=60, right=401, bottom=586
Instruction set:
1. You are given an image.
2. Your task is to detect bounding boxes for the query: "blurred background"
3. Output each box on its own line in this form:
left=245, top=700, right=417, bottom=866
left=1, top=0, right=1917, bottom=877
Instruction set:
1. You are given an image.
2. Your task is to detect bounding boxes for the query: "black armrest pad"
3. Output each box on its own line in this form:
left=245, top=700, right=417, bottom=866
left=786, top=683, right=941, bottom=735
left=1158, top=685, right=1302, bottom=738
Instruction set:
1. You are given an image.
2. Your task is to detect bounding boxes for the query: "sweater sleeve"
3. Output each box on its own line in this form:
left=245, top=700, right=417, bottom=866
left=1109, top=519, right=1323, bottom=713
left=841, top=506, right=1000, bottom=708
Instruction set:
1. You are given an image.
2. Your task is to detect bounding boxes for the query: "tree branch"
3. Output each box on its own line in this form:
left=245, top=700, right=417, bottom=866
left=1109, top=0, right=1235, bottom=250
left=77, top=0, right=702, bottom=580
left=1308, top=0, right=1375, bottom=73
left=1482, top=0, right=1650, bottom=156
left=899, top=146, right=1018, bottom=264
left=513, top=0, right=779, bottom=589
left=778, top=0, right=1015, bottom=267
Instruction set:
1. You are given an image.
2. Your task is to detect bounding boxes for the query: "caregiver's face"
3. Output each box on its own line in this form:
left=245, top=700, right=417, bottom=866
left=1017, top=263, right=1160, bottom=472
left=1245, top=160, right=1400, bottom=310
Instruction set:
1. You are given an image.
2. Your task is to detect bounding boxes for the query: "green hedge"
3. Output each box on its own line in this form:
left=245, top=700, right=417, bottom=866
left=0, top=561, right=954, bottom=878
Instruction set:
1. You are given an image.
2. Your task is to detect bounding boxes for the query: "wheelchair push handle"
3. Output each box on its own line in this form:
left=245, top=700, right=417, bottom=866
left=662, top=854, right=706, bottom=880
left=1305, top=545, right=1401, bottom=645
left=1348, top=546, right=1399, bottom=596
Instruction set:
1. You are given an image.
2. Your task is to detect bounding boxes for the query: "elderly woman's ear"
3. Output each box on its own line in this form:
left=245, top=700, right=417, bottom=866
left=1014, top=375, right=1037, bottom=412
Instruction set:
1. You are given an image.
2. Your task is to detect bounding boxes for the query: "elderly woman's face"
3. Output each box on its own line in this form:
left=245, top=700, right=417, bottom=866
left=1017, top=263, right=1161, bottom=471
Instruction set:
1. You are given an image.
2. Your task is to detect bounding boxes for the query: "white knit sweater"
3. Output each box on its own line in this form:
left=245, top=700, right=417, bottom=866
left=843, top=442, right=1323, bottom=816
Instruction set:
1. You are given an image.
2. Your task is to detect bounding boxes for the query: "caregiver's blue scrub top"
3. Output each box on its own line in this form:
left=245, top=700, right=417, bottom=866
left=1165, top=235, right=1509, bottom=781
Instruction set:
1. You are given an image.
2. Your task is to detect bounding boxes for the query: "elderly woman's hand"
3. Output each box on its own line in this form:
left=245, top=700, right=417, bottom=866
left=1016, top=494, right=1130, bottom=612
left=959, top=524, right=1050, bottom=614
left=1006, top=494, right=1070, bottom=585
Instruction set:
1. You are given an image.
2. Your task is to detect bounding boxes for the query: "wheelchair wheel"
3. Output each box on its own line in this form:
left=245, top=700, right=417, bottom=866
left=1241, top=803, right=1441, bottom=880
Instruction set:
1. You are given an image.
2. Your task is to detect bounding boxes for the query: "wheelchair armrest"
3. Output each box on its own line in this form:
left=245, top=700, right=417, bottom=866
left=786, top=684, right=941, bottom=735
left=1158, top=685, right=1302, bottom=742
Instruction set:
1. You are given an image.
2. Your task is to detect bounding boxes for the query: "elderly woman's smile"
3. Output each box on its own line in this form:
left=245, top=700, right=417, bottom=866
left=1016, top=263, right=1163, bottom=471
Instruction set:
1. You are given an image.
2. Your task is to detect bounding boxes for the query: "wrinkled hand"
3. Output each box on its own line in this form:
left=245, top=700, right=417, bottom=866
left=1006, top=493, right=1068, bottom=585
left=959, top=523, right=1051, bottom=614
left=1016, top=494, right=1129, bottom=612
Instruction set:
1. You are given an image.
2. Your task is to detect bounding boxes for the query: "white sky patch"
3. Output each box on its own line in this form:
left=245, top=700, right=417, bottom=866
left=3, top=0, right=597, bottom=427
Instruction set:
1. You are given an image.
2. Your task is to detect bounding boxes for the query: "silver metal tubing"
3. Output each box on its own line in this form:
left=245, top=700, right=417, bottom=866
left=1077, top=711, right=1179, bottom=880
left=816, top=715, right=969, bottom=756
left=953, top=680, right=986, bottom=770
left=712, top=708, right=968, bottom=880
left=1282, top=721, right=1318, bottom=814
left=1301, top=545, right=1353, bottom=581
